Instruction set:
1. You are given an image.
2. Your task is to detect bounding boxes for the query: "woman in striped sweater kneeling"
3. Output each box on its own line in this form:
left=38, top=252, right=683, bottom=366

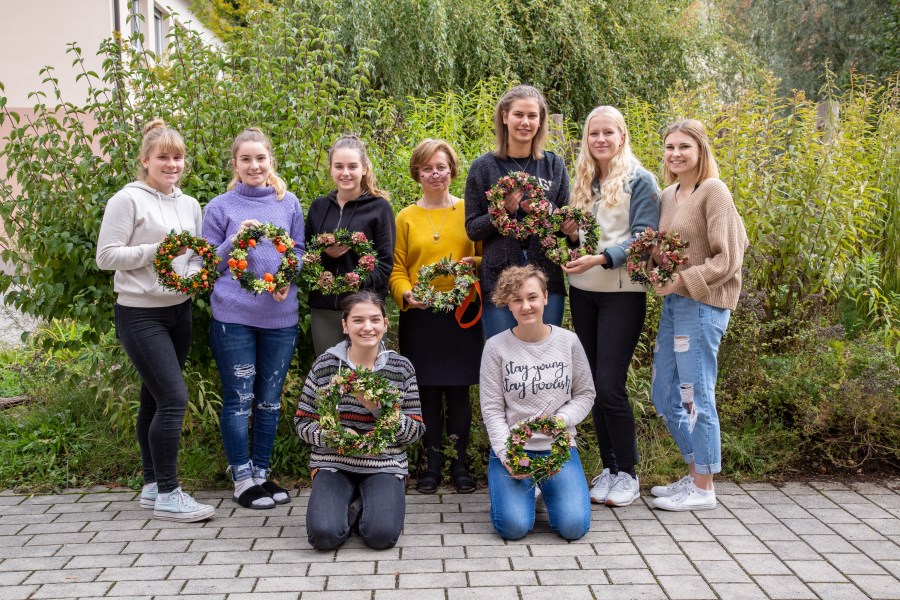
left=295, top=290, right=425, bottom=550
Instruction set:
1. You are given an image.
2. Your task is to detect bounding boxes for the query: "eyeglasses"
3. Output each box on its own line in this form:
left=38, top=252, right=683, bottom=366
left=420, top=167, right=450, bottom=178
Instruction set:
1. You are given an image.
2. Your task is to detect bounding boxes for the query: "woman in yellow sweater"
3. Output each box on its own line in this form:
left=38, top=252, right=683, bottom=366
left=389, top=139, right=483, bottom=494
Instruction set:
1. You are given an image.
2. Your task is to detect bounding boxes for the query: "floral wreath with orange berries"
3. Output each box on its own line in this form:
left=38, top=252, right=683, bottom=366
left=316, top=368, right=403, bottom=456
left=154, top=230, right=220, bottom=294
left=302, top=229, right=377, bottom=295
left=228, top=223, right=300, bottom=294
left=505, top=416, right=571, bottom=484
left=486, top=171, right=553, bottom=240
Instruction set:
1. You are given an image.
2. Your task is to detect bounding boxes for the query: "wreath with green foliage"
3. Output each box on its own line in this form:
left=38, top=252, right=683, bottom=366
left=626, top=227, right=689, bottom=287
left=411, top=257, right=478, bottom=312
left=154, top=230, right=220, bottom=294
left=541, top=206, right=601, bottom=266
left=486, top=172, right=553, bottom=240
left=505, top=416, right=571, bottom=484
left=302, top=229, right=377, bottom=295
left=228, top=223, right=300, bottom=294
left=317, top=368, right=403, bottom=456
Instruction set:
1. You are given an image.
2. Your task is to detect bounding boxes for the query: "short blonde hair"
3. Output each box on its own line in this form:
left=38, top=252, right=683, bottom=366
left=662, top=119, right=720, bottom=185
left=409, top=138, right=460, bottom=181
left=490, top=265, right=548, bottom=307
left=137, top=118, right=186, bottom=182
left=493, top=85, right=549, bottom=160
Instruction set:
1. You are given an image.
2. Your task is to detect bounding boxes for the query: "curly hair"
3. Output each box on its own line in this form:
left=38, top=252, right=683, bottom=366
left=490, top=265, right=548, bottom=307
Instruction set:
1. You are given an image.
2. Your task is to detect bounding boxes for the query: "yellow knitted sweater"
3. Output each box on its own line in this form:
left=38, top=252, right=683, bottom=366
left=659, top=178, right=749, bottom=310
left=389, top=199, right=482, bottom=310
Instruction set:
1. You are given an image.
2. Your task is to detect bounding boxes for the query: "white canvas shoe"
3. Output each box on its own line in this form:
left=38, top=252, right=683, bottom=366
left=589, top=468, right=614, bottom=504
left=605, top=472, right=640, bottom=507
left=651, top=484, right=716, bottom=512
left=650, top=475, right=694, bottom=498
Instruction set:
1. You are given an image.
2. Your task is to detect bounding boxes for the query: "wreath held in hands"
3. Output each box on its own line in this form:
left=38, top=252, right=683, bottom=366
left=505, top=416, right=571, bottom=484
left=625, top=227, right=689, bottom=287
left=228, top=223, right=301, bottom=294
left=541, top=206, right=600, bottom=266
left=302, top=229, right=378, bottom=295
left=154, top=230, right=221, bottom=294
left=486, top=172, right=553, bottom=240
left=411, top=257, right=478, bottom=312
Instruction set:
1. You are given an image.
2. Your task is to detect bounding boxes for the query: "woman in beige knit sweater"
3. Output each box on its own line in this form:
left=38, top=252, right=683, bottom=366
left=648, top=119, right=748, bottom=511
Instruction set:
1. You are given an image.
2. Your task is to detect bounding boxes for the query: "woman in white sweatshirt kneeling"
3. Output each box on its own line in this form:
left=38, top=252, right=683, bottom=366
left=479, top=265, right=595, bottom=540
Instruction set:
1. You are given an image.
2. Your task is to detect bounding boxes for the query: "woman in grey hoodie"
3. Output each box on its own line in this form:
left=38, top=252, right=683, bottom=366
left=96, top=119, right=214, bottom=523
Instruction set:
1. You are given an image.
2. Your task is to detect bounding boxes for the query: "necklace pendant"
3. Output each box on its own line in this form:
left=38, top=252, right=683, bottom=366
left=432, top=233, right=441, bottom=243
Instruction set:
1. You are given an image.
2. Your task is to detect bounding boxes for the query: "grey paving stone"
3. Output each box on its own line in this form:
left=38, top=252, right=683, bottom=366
left=303, top=592, right=369, bottom=600
left=719, top=496, right=764, bottom=509
left=0, top=544, right=60, bottom=559
left=729, top=509, right=780, bottom=524
left=781, top=518, right=833, bottom=535
left=656, top=575, right=718, bottom=599
left=745, top=523, right=800, bottom=541
left=808, top=582, right=872, bottom=599
left=400, top=572, right=470, bottom=587
left=90, top=528, right=156, bottom=543
left=1, top=503, right=51, bottom=515
left=238, top=563, right=310, bottom=578
left=680, top=541, right=732, bottom=561
left=395, top=534, right=443, bottom=547
left=334, top=547, right=400, bottom=561
left=0, top=571, right=28, bottom=586
left=23, top=567, right=102, bottom=584
left=203, top=550, right=273, bottom=564
left=402, top=545, right=464, bottom=559
left=591, top=583, right=667, bottom=599
left=168, top=564, right=239, bottom=579
left=825, top=552, right=890, bottom=575
left=132, top=551, right=205, bottom=567
left=792, top=495, right=839, bottom=509
left=0, top=556, right=70, bottom=572
left=643, top=553, right=697, bottom=575
left=765, top=504, right=814, bottom=520
left=537, top=569, right=607, bottom=585
left=55, top=511, right=114, bottom=523
left=519, top=585, right=594, bottom=600
left=754, top=575, right=818, bottom=598
left=374, top=591, right=446, bottom=600
left=510, top=556, right=578, bottom=571
left=801, top=534, right=859, bottom=553
left=830, top=522, right=887, bottom=541
left=191, top=538, right=253, bottom=552
left=847, top=574, right=900, bottom=599
left=46, top=501, right=110, bottom=514
left=579, top=554, right=646, bottom=570
left=31, top=582, right=113, bottom=598
left=447, top=587, right=519, bottom=600
left=153, top=526, right=221, bottom=540
left=106, top=579, right=185, bottom=596
left=632, top=534, right=682, bottom=554
left=326, top=574, right=396, bottom=590
left=710, top=582, right=770, bottom=599
left=765, top=540, right=821, bottom=561
left=608, top=568, right=656, bottom=584
left=702, top=519, right=752, bottom=536
left=694, top=559, right=752, bottom=583
left=309, top=560, right=377, bottom=575
left=808, top=508, right=860, bottom=524
left=529, top=544, right=595, bottom=557
left=851, top=539, right=900, bottom=560
left=718, top=535, right=771, bottom=554
left=0, top=585, right=38, bottom=600
left=444, top=556, right=510, bottom=573
left=0, top=514, right=57, bottom=526
left=468, top=571, right=532, bottom=587
left=19, top=521, right=85, bottom=535
left=0, top=525, right=24, bottom=536
left=121, top=539, right=190, bottom=554
left=668, top=524, right=715, bottom=542
left=784, top=559, right=847, bottom=582
left=843, top=503, right=895, bottom=519
left=254, top=575, right=328, bottom=592
left=864, top=518, right=900, bottom=536
left=65, top=554, right=136, bottom=569
left=621, top=520, right=668, bottom=536
left=592, top=541, right=638, bottom=555
left=181, top=578, right=256, bottom=594
left=732, top=553, right=792, bottom=576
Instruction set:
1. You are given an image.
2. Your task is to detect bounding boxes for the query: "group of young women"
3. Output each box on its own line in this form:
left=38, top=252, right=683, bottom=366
left=96, top=83, right=747, bottom=550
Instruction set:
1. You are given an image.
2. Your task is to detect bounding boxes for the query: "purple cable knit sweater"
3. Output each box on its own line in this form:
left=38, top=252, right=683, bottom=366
left=203, top=183, right=306, bottom=329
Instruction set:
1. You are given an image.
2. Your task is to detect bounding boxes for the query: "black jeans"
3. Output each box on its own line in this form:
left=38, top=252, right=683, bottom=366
left=569, top=287, right=646, bottom=476
left=306, top=469, right=405, bottom=551
left=419, top=385, right=472, bottom=471
left=114, top=301, right=192, bottom=493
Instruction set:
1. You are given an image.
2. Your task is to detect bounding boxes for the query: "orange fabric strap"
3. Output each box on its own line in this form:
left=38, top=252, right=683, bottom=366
left=455, top=281, right=482, bottom=329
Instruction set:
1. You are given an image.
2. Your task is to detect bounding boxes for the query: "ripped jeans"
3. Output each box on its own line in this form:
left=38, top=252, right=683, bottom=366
left=651, top=294, right=730, bottom=475
left=210, top=319, right=297, bottom=481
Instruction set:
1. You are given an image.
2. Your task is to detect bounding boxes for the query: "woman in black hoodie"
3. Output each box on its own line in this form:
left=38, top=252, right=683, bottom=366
left=305, top=135, right=396, bottom=355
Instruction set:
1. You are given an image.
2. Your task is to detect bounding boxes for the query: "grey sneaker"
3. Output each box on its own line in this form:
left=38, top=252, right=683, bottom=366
left=139, top=483, right=158, bottom=509
left=606, top=472, right=640, bottom=507
left=651, top=484, right=716, bottom=511
left=650, top=475, right=693, bottom=498
left=153, top=488, right=215, bottom=522
left=589, top=468, right=614, bottom=504
left=534, top=487, right=547, bottom=513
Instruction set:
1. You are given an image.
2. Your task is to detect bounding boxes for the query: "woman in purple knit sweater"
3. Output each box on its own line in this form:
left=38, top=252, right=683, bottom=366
left=203, top=128, right=305, bottom=510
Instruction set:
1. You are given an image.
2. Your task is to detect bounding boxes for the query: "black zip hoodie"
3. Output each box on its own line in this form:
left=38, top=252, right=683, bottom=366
left=304, top=190, right=396, bottom=310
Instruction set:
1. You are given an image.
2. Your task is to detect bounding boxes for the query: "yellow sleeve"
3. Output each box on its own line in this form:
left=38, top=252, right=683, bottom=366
left=389, top=209, right=414, bottom=310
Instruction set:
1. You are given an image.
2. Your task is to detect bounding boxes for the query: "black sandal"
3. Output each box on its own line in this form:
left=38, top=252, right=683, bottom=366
left=416, top=470, right=441, bottom=494
left=260, top=480, right=291, bottom=505
left=232, top=484, right=275, bottom=510
left=452, top=468, right=476, bottom=494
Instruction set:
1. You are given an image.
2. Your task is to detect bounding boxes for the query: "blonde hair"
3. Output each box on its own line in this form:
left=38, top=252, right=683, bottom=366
left=571, top=106, right=643, bottom=210
left=491, top=265, right=548, bottom=307
left=137, top=118, right=186, bottom=182
left=329, top=135, right=391, bottom=201
left=409, top=138, right=460, bottom=181
left=492, top=85, right=549, bottom=160
left=661, top=119, right=720, bottom=186
left=227, top=127, right=287, bottom=199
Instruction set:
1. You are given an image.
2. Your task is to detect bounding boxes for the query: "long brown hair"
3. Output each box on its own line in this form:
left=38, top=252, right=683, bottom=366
left=329, top=135, right=391, bottom=201
left=492, top=85, right=549, bottom=160
left=661, top=119, right=720, bottom=185
left=227, top=127, right=288, bottom=199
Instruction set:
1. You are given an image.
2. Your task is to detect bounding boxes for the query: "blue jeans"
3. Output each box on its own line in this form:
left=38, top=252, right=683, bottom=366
left=209, top=319, right=297, bottom=480
left=651, top=294, right=730, bottom=475
left=306, top=469, right=406, bottom=550
left=487, top=448, right=591, bottom=541
left=482, top=292, right=565, bottom=339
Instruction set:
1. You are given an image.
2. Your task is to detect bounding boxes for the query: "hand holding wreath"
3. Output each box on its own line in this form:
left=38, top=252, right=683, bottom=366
left=316, top=368, right=403, bottom=456
left=487, top=172, right=553, bottom=240
left=228, top=223, right=301, bottom=295
left=505, top=416, right=571, bottom=485
left=410, top=256, right=479, bottom=312
left=626, top=227, right=689, bottom=287
left=541, top=206, right=600, bottom=266
left=302, top=229, right=378, bottom=295
left=154, top=230, right=221, bottom=295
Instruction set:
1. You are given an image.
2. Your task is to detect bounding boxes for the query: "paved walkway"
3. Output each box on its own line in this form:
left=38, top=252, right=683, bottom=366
left=1, top=479, right=899, bottom=599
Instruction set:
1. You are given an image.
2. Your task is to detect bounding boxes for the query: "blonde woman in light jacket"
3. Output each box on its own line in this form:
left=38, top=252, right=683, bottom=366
left=96, top=118, right=214, bottom=523
left=562, top=106, right=660, bottom=508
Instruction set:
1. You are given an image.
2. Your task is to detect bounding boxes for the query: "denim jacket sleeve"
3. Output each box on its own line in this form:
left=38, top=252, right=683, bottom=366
left=604, top=169, right=660, bottom=269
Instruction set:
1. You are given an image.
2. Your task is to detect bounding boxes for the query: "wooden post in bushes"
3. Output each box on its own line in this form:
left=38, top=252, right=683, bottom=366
left=817, top=100, right=839, bottom=143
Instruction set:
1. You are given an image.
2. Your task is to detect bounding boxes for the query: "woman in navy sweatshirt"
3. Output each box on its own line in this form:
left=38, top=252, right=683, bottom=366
left=305, top=135, right=396, bottom=355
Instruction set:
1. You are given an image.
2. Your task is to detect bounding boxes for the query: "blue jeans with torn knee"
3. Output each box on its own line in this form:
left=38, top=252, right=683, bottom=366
left=209, top=319, right=297, bottom=480
left=651, top=294, right=730, bottom=475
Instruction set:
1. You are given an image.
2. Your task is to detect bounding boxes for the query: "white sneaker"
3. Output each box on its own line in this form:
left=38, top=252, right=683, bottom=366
left=651, top=484, right=716, bottom=511
left=605, top=472, right=640, bottom=507
left=589, top=468, right=614, bottom=504
left=534, top=487, right=546, bottom=512
left=153, top=488, right=216, bottom=522
left=650, top=475, right=694, bottom=498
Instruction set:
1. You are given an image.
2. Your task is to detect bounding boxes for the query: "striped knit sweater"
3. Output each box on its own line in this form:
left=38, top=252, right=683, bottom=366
left=294, top=341, right=425, bottom=475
